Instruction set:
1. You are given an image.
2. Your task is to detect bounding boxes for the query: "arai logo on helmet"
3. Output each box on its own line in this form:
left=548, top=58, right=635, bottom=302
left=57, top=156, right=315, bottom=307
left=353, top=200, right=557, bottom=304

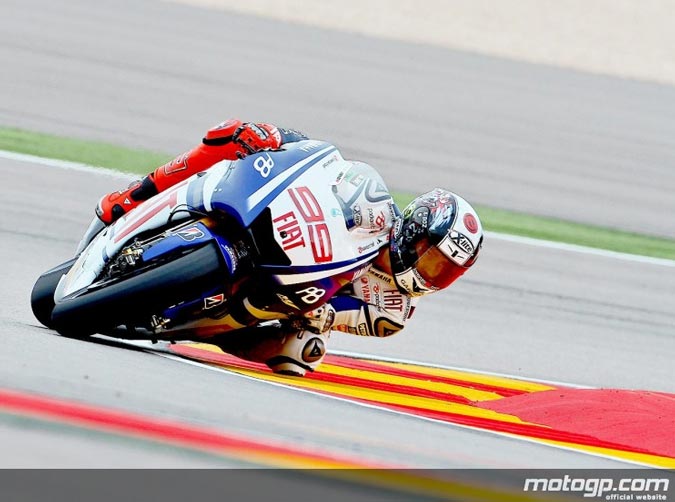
left=463, top=213, right=479, bottom=234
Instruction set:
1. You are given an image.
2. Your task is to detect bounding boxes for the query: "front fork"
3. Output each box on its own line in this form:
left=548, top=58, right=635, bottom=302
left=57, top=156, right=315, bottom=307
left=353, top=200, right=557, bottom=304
left=134, top=218, right=253, bottom=335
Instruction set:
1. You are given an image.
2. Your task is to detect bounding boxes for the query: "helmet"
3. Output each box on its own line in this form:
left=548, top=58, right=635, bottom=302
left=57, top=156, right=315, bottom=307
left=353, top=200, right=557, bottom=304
left=389, top=188, right=483, bottom=297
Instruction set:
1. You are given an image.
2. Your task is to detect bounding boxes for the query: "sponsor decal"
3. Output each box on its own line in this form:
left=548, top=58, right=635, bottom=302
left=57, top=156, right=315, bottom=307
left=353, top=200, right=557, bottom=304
left=374, top=318, right=403, bottom=337
left=357, top=241, right=376, bottom=254
left=221, top=243, right=239, bottom=271
left=204, top=293, right=225, bottom=309
left=253, top=153, right=274, bottom=178
left=348, top=173, right=364, bottom=187
left=162, top=153, right=189, bottom=176
left=332, top=170, right=347, bottom=185
left=302, top=338, right=325, bottom=363
left=177, top=226, right=205, bottom=241
left=352, top=204, right=363, bottom=226
left=367, top=268, right=395, bottom=285
left=383, top=290, right=404, bottom=312
left=439, top=234, right=472, bottom=265
left=357, top=323, right=369, bottom=336
left=273, top=211, right=306, bottom=251
left=299, top=141, right=323, bottom=152
left=321, top=154, right=338, bottom=169
left=276, top=293, right=300, bottom=311
left=296, top=286, right=326, bottom=305
left=392, top=216, right=403, bottom=238
left=450, top=231, right=474, bottom=254
left=364, top=207, right=386, bottom=230
left=359, top=277, right=371, bottom=304
left=387, top=202, right=397, bottom=219
left=463, top=213, right=478, bottom=234
left=374, top=211, right=386, bottom=230
left=287, top=187, right=333, bottom=263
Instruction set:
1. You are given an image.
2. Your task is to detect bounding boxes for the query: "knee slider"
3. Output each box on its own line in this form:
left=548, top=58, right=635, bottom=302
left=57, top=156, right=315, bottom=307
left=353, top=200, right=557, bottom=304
left=265, top=331, right=328, bottom=376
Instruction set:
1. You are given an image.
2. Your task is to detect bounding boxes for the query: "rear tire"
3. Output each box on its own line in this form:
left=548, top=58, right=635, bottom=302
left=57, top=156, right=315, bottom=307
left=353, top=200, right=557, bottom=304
left=51, top=243, right=224, bottom=337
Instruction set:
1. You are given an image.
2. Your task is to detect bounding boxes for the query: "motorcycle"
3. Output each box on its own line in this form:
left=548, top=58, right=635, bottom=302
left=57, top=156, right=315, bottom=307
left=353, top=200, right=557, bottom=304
left=31, top=140, right=390, bottom=343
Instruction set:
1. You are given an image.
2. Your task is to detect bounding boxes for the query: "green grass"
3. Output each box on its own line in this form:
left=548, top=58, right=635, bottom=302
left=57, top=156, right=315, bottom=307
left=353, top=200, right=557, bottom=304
left=2, top=126, right=675, bottom=260
left=0, top=127, right=171, bottom=174
left=388, top=193, right=675, bottom=260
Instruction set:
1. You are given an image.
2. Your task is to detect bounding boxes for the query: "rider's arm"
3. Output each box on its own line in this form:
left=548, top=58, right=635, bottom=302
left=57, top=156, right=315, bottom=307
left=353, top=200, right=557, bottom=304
left=96, top=119, right=308, bottom=224
left=303, top=269, right=418, bottom=337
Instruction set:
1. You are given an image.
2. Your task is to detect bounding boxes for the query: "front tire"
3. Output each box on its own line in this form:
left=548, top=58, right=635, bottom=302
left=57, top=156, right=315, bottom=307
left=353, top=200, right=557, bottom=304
left=51, top=243, right=224, bottom=337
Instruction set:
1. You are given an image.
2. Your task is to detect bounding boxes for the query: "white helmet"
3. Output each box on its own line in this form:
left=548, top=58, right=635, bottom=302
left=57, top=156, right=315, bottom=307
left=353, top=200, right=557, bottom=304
left=389, top=188, right=483, bottom=297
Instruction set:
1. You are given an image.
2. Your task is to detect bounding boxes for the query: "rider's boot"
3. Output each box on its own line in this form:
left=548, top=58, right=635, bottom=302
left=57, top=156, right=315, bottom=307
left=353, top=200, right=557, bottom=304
left=95, top=177, right=158, bottom=224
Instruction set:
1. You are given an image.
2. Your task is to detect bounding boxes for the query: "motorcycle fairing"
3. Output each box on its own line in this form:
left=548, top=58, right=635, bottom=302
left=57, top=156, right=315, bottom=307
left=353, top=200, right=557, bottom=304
left=55, top=139, right=390, bottom=333
left=186, top=140, right=338, bottom=228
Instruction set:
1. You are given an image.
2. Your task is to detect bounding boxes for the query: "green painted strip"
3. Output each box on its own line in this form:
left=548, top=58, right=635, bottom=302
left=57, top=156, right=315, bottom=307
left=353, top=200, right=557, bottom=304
left=0, top=127, right=170, bottom=174
left=2, top=126, right=674, bottom=259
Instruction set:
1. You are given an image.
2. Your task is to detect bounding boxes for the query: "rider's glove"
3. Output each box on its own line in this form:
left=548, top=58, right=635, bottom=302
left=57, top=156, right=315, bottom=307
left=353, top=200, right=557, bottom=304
left=232, top=123, right=282, bottom=157
left=302, top=304, right=336, bottom=334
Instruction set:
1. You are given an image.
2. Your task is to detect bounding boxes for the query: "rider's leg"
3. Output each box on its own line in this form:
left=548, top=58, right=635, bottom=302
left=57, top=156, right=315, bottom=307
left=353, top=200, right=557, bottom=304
left=214, top=327, right=329, bottom=377
left=95, top=119, right=287, bottom=224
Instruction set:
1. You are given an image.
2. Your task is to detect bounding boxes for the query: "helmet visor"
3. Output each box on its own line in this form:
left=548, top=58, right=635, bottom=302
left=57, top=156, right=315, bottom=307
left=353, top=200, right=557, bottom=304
left=413, top=240, right=468, bottom=290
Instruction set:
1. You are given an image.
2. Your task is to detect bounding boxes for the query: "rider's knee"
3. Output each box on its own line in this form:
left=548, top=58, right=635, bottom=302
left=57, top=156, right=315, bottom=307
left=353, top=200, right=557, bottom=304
left=220, top=329, right=329, bottom=377
left=265, top=331, right=328, bottom=376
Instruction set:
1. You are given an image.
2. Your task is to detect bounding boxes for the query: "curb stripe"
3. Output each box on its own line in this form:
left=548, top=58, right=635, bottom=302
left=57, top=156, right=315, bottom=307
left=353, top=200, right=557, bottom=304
left=167, top=344, right=675, bottom=468
left=0, top=388, right=383, bottom=469
left=328, top=355, right=542, bottom=396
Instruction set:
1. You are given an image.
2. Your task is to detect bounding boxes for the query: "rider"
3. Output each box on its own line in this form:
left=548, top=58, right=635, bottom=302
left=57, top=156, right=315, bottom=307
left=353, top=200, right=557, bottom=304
left=96, top=119, right=484, bottom=376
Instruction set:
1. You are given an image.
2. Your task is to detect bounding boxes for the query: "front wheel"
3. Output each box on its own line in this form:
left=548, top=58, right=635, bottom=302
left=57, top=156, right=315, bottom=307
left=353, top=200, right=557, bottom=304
left=31, top=258, right=77, bottom=329
left=50, top=243, right=224, bottom=337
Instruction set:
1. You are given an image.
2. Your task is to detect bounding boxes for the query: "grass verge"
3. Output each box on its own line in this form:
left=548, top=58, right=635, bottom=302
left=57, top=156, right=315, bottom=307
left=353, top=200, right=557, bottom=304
left=0, top=127, right=171, bottom=174
left=2, top=126, right=674, bottom=260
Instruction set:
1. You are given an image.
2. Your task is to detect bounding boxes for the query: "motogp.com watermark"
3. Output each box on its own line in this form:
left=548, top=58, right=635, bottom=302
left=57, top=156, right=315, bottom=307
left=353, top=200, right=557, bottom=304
left=524, top=475, right=670, bottom=500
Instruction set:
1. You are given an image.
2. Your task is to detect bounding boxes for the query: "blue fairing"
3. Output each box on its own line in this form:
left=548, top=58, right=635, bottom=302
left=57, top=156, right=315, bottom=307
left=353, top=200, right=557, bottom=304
left=187, top=140, right=336, bottom=228
left=141, top=222, right=213, bottom=262
left=141, top=222, right=239, bottom=276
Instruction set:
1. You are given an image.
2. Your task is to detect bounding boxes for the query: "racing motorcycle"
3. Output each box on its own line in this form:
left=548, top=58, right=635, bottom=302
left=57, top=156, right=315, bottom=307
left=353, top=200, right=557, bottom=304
left=31, top=140, right=389, bottom=342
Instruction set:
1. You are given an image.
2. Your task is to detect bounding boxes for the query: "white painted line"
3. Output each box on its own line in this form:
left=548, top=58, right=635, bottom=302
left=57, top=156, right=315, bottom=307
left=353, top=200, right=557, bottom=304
left=486, top=231, right=675, bottom=267
left=0, top=149, right=135, bottom=180
left=3, top=148, right=675, bottom=267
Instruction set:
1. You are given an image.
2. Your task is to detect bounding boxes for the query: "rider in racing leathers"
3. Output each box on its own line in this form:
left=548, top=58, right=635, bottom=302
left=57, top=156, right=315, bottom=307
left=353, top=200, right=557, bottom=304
left=96, top=119, right=484, bottom=376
